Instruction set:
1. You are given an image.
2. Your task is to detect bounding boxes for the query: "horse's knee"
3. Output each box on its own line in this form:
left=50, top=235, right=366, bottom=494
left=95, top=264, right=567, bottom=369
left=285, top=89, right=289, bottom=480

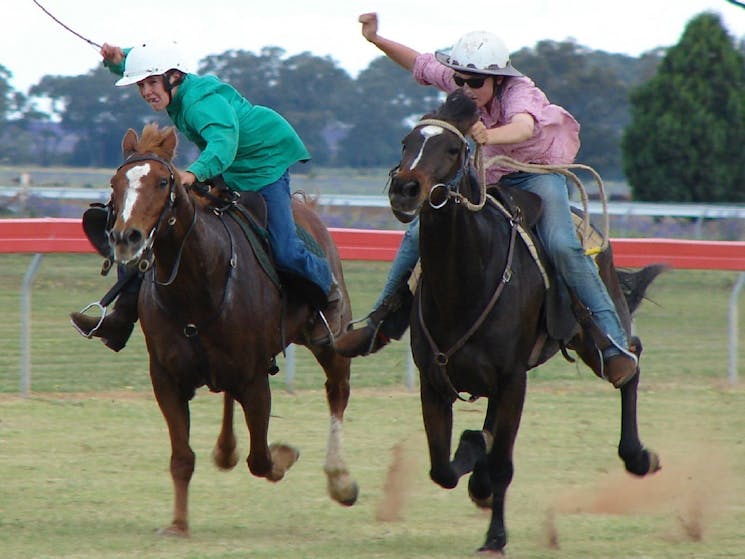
left=170, top=450, right=195, bottom=482
left=430, top=466, right=458, bottom=489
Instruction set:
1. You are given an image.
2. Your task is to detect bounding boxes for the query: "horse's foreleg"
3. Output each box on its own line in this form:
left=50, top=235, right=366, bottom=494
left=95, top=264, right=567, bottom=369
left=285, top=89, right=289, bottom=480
left=151, top=372, right=194, bottom=537
left=420, top=377, right=458, bottom=489
left=238, top=375, right=299, bottom=482
left=212, top=393, right=239, bottom=470
left=478, top=373, right=527, bottom=555
left=319, top=350, right=359, bottom=506
left=618, top=343, right=661, bottom=476
left=460, top=398, right=499, bottom=508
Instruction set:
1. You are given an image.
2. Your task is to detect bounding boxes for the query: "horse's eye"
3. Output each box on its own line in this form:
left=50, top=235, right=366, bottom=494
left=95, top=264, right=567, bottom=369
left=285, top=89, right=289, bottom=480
left=159, top=178, right=170, bottom=189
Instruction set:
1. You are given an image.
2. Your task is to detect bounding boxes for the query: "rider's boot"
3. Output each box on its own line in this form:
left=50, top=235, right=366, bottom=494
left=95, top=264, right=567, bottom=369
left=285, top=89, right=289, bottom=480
left=570, top=297, right=639, bottom=388
left=601, top=339, right=639, bottom=388
left=333, top=281, right=413, bottom=358
left=70, top=289, right=139, bottom=352
left=310, top=280, right=347, bottom=346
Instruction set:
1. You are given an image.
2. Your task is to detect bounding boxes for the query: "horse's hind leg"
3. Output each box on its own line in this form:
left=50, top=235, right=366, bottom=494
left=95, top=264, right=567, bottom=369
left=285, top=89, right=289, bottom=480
left=618, top=343, right=661, bottom=476
left=313, top=345, right=359, bottom=506
left=150, top=370, right=195, bottom=537
left=575, top=336, right=660, bottom=476
left=212, top=393, right=239, bottom=470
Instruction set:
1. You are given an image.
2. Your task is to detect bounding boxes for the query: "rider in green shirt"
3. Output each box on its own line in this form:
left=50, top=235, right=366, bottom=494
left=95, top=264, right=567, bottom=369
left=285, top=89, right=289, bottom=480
left=71, top=41, right=343, bottom=350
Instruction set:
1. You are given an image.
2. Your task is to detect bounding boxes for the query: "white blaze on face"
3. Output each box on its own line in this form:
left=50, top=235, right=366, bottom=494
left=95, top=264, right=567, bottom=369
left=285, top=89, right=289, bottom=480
left=409, top=125, right=444, bottom=170
left=121, top=162, right=152, bottom=222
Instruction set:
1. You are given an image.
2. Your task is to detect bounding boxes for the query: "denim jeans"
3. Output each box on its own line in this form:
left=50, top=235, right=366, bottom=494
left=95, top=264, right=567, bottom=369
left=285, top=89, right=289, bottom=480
left=380, top=172, right=628, bottom=349
left=375, top=215, right=420, bottom=307
left=259, top=170, right=333, bottom=295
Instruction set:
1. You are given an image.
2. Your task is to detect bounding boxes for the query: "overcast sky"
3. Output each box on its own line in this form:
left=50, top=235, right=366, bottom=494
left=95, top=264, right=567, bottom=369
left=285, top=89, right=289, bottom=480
left=7, top=0, right=745, bottom=92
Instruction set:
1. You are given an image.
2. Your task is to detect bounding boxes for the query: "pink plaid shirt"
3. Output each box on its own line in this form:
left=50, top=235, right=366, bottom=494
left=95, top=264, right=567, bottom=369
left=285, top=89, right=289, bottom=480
left=413, top=53, right=581, bottom=183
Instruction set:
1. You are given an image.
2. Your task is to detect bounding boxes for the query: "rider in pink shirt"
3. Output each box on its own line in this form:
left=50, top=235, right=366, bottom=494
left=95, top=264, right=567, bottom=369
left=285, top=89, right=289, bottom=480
left=334, top=13, right=639, bottom=389
left=413, top=53, right=581, bottom=183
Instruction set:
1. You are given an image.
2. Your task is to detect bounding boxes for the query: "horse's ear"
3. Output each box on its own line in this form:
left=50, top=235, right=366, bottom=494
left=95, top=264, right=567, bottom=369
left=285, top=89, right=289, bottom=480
left=122, top=128, right=138, bottom=157
left=162, top=126, right=178, bottom=159
left=442, top=89, right=480, bottom=133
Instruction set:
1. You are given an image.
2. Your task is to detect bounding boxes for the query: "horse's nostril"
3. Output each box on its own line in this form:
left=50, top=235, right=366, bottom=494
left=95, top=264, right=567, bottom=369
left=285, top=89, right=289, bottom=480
left=126, top=229, right=143, bottom=245
left=392, top=179, right=420, bottom=199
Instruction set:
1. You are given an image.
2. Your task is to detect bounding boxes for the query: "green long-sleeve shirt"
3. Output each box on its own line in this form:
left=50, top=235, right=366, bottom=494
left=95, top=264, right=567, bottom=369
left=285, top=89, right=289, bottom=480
left=106, top=55, right=310, bottom=191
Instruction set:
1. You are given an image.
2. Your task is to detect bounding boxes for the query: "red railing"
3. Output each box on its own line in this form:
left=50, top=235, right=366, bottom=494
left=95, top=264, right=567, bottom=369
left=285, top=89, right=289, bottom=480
left=2, top=217, right=745, bottom=270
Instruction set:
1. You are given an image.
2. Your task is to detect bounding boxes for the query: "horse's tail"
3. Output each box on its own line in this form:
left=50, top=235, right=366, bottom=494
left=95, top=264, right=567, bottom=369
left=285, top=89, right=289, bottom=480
left=292, top=189, right=320, bottom=211
left=616, top=263, right=668, bottom=315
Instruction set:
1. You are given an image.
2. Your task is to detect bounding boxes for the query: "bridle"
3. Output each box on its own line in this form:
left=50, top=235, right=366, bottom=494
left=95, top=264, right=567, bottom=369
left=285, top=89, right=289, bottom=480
left=114, top=153, right=196, bottom=285
left=407, top=118, right=519, bottom=403
left=412, top=118, right=486, bottom=212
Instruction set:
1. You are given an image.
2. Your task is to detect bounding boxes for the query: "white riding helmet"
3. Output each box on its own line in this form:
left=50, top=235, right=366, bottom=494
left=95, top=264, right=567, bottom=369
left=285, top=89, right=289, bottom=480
left=435, top=31, right=523, bottom=77
left=115, top=41, right=192, bottom=86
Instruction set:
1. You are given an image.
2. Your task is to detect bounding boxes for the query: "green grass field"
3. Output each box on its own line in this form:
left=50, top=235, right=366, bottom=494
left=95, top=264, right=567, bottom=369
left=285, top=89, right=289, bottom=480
left=1, top=255, right=744, bottom=558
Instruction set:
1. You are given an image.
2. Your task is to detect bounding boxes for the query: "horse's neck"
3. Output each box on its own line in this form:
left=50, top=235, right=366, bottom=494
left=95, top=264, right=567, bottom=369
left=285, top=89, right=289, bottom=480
left=419, top=205, right=503, bottom=307
left=152, top=190, right=223, bottom=289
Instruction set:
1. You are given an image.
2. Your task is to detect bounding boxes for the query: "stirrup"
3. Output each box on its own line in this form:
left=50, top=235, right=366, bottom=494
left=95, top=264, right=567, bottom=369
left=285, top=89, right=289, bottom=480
left=71, top=301, right=107, bottom=338
left=310, top=309, right=335, bottom=345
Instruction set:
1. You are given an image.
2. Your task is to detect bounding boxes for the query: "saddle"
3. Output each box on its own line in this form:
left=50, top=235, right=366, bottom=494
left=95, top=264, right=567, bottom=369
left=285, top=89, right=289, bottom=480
left=486, top=185, right=607, bottom=359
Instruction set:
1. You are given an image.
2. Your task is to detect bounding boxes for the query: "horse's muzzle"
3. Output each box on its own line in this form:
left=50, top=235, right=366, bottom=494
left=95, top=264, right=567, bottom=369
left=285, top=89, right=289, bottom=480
left=109, top=227, right=148, bottom=265
left=389, top=177, right=423, bottom=223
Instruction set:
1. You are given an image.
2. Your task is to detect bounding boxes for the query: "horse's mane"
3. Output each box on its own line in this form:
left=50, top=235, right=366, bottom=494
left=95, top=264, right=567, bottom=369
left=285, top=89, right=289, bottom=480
left=431, top=89, right=478, bottom=128
left=134, top=123, right=178, bottom=160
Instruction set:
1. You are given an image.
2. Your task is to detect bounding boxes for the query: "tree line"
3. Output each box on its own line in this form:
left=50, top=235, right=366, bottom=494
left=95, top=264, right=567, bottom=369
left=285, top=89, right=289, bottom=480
left=1, top=12, right=744, bottom=202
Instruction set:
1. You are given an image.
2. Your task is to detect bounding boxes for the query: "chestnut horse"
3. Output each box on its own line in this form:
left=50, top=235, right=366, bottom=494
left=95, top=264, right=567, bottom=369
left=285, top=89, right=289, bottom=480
left=106, top=124, right=357, bottom=536
left=388, top=90, right=661, bottom=555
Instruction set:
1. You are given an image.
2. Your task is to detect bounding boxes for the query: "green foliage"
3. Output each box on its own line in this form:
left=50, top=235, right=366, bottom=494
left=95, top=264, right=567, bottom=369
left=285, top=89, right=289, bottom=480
left=2, top=14, right=745, bottom=185
left=622, top=12, right=745, bottom=202
left=337, top=57, right=440, bottom=167
left=513, top=41, right=645, bottom=180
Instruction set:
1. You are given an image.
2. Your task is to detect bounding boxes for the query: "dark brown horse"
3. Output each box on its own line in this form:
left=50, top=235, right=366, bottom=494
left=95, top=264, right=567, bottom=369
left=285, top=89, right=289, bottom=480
left=388, top=90, right=661, bottom=555
left=106, top=123, right=357, bottom=536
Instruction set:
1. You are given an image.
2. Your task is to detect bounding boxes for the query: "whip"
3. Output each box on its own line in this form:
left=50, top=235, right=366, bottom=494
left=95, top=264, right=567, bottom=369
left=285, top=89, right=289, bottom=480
left=32, top=0, right=102, bottom=49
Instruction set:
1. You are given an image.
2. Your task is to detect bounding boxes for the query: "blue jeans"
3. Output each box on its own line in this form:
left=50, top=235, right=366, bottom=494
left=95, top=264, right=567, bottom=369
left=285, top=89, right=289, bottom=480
left=375, top=215, right=420, bottom=307
left=381, top=173, right=628, bottom=348
left=259, top=171, right=333, bottom=296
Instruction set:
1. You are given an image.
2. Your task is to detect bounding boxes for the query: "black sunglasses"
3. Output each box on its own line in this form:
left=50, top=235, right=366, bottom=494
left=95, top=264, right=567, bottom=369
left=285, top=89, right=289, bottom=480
left=453, top=75, right=488, bottom=89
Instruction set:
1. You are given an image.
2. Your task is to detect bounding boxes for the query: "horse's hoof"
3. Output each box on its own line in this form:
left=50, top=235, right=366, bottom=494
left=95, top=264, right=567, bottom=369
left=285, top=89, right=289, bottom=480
left=468, top=462, right=492, bottom=509
left=332, top=480, right=359, bottom=507
left=157, top=524, right=189, bottom=538
left=623, top=447, right=662, bottom=476
left=212, top=444, right=239, bottom=471
left=326, top=469, right=359, bottom=506
left=646, top=450, right=662, bottom=474
left=476, top=543, right=506, bottom=556
left=268, top=443, right=300, bottom=481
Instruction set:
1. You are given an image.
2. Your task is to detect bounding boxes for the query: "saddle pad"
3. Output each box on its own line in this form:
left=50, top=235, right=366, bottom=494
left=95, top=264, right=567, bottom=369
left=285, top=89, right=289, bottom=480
left=571, top=208, right=604, bottom=257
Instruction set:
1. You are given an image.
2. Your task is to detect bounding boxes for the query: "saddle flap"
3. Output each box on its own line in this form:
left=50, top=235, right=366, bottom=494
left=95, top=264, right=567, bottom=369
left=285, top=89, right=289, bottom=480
left=487, top=185, right=543, bottom=228
left=236, top=190, right=268, bottom=230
